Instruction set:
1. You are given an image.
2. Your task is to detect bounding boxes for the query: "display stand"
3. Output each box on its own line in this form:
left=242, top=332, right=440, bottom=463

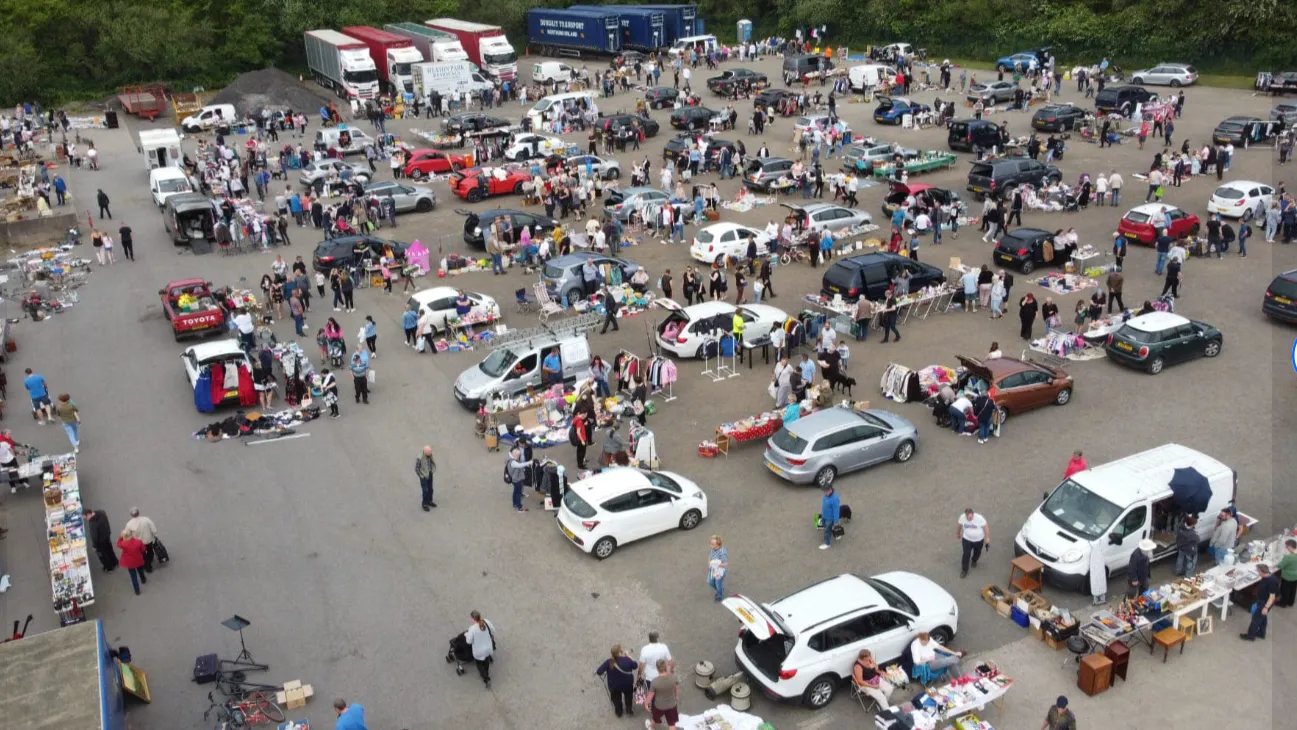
left=700, top=336, right=723, bottom=382
left=717, top=333, right=739, bottom=379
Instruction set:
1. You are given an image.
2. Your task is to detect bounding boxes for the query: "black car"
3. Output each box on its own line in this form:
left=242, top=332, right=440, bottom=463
left=1031, top=104, right=1087, bottom=132
left=707, top=68, right=767, bottom=94
left=880, top=183, right=963, bottom=220
left=754, top=89, right=797, bottom=112
left=442, top=112, right=512, bottom=135
left=1263, top=269, right=1297, bottom=323
left=646, top=87, right=680, bottom=109
left=993, top=228, right=1074, bottom=274
left=615, top=51, right=647, bottom=67
left=458, top=208, right=557, bottom=249
left=312, top=235, right=407, bottom=273
left=821, top=252, right=946, bottom=302
left=599, top=113, right=661, bottom=138
left=948, top=119, right=1008, bottom=152
left=670, top=106, right=720, bottom=130
left=966, top=158, right=1061, bottom=200
left=1094, top=85, right=1157, bottom=116
left=663, top=134, right=735, bottom=164
left=1212, top=115, right=1282, bottom=147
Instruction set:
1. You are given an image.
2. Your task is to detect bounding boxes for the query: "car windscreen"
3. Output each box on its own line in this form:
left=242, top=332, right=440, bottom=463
left=1269, top=277, right=1297, bottom=299
left=543, top=262, right=566, bottom=279
left=1213, top=186, right=1244, bottom=199
left=641, top=471, right=681, bottom=493
left=1040, top=478, right=1123, bottom=540
left=157, top=178, right=191, bottom=193
left=1124, top=211, right=1151, bottom=224
left=479, top=348, right=518, bottom=377
left=1116, top=325, right=1162, bottom=344
left=769, top=426, right=808, bottom=455
left=1095, top=90, right=1117, bottom=102
left=562, top=489, right=597, bottom=518
left=866, top=578, right=920, bottom=614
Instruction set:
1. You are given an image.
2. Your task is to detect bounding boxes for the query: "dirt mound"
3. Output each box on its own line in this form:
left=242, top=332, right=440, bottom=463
left=210, top=67, right=333, bottom=116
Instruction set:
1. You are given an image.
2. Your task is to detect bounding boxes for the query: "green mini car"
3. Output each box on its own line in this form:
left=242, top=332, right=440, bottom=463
left=1104, top=312, right=1223, bottom=374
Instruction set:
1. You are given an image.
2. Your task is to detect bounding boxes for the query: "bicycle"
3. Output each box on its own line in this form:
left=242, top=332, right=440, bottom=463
left=202, top=690, right=285, bottom=728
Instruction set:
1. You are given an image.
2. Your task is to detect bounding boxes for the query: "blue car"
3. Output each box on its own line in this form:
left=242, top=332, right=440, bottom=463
left=873, top=97, right=930, bottom=125
left=995, top=52, right=1042, bottom=72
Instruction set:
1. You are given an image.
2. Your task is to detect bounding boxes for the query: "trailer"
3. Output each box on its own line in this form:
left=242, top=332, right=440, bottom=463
left=341, top=26, right=424, bottom=96
left=171, top=90, right=203, bottom=118
left=624, top=4, right=698, bottom=44
left=116, top=85, right=166, bottom=120
left=304, top=29, right=379, bottom=101
left=527, top=8, right=623, bottom=58
left=0, top=620, right=135, bottom=730
left=570, top=6, right=665, bottom=50
left=411, top=61, right=494, bottom=104
left=384, top=22, right=470, bottom=65
left=425, top=18, right=518, bottom=84
left=139, top=128, right=182, bottom=172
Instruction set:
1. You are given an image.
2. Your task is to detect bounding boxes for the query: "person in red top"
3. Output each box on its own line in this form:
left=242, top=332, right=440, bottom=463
left=116, top=531, right=149, bottom=595
left=1063, top=450, right=1088, bottom=479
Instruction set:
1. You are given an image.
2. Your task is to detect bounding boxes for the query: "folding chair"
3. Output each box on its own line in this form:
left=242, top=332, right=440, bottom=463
left=850, top=683, right=882, bottom=714
left=533, top=282, right=565, bottom=322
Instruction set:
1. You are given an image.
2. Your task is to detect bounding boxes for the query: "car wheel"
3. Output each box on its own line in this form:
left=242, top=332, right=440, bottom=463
left=1055, top=387, right=1072, bottom=406
left=1190, top=223, right=1200, bottom=236
left=1147, top=356, right=1165, bottom=375
left=679, top=509, right=702, bottom=530
left=714, top=254, right=726, bottom=267
left=409, top=169, right=424, bottom=181
left=803, top=674, right=837, bottom=709
left=997, top=405, right=1009, bottom=425
left=566, top=288, right=584, bottom=306
left=1045, top=174, right=1062, bottom=186
left=1020, top=260, right=1035, bottom=274
left=1204, top=339, right=1222, bottom=357
left=466, top=189, right=483, bottom=203
left=606, top=167, right=620, bottom=179
left=893, top=439, right=915, bottom=463
left=1241, top=206, right=1253, bottom=222
left=1121, top=102, right=1131, bottom=116
left=930, top=626, right=954, bottom=645
left=1131, top=77, right=1144, bottom=85
left=1170, top=79, right=1182, bottom=88
left=814, top=466, right=836, bottom=488
left=414, top=199, right=433, bottom=213
left=592, top=537, right=617, bottom=560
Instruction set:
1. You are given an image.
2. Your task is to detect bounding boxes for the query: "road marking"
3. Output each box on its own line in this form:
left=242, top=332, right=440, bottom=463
left=795, top=712, right=841, bottom=730
left=245, top=432, right=311, bottom=446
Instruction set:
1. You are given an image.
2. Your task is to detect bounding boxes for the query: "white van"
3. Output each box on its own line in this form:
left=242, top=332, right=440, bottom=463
left=149, top=167, right=193, bottom=209
left=452, top=334, right=593, bottom=410
left=314, top=127, right=375, bottom=156
left=526, top=91, right=596, bottom=128
left=669, top=34, right=718, bottom=59
left=532, top=61, right=574, bottom=84
left=1013, top=444, right=1252, bottom=592
left=848, top=64, right=898, bottom=92
left=179, top=104, right=238, bottom=134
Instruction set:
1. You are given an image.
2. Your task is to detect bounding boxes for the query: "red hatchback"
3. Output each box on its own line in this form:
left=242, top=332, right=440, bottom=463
left=1117, top=203, right=1200, bottom=245
left=403, top=148, right=473, bottom=181
left=449, top=167, right=531, bottom=203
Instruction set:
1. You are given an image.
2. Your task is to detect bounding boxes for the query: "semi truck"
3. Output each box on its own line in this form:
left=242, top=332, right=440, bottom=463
left=570, top=6, right=665, bottom=50
left=411, top=61, right=494, bottom=104
left=526, top=8, right=623, bottom=57
left=304, top=29, right=379, bottom=100
left=341, top=26, right=424, bottom=96
left=384, top=22, right=470, bottom=64
left=425, top=18, right=518, bottom=84
left=624, top=4, right=698, bottom=44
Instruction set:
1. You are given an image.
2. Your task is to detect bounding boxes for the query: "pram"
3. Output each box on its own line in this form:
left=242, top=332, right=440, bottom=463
left=327, top=339, right=345, bottom=367
left=446, top=633, right=473, bottom=675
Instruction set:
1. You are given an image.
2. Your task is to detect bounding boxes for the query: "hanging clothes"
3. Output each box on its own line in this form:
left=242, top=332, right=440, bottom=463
left=237, top=365, right=257, bottom=406
left=210, top=362, right=226, bottom=404
left=195, top=372, right=215, bottom=412
left=224, top=362, right=241, bottom=390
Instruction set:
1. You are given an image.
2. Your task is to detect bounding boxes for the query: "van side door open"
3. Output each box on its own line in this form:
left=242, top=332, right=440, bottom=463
left=1105, top=505, right=1147, bottom=572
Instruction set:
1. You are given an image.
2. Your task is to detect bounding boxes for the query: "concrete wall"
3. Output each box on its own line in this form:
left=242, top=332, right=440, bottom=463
left=0, top=211, right=78, bottom=247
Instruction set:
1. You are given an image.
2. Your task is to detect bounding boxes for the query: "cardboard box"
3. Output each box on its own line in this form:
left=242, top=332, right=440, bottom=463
left=1044, top=634, right=1064, bottom=650
left=995, top=600, right=1012, bottom=618
left=1029, top=624, right=1045, bottom=640
left=981, top=584, right=1006, bottom=607
left=284, top=689, right=306, bottom=709
left=282, top=680, right=302, bottom=692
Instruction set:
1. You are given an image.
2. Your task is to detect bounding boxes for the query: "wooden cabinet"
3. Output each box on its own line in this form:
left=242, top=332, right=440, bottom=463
left=1104, top=642, right=1130, bottom=683
left=1078, top=653, right=1113, bottom=696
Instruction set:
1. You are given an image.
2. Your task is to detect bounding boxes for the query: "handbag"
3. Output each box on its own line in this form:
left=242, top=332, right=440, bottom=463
left=366, top=368, right=376, bottom=385
left=153, top=538, right=170, bottom=564
left=634, top=681, right=648, bottom=707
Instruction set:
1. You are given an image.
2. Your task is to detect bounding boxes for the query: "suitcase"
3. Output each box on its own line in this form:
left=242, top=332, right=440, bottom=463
left=193, top=653, right=221, bottom=684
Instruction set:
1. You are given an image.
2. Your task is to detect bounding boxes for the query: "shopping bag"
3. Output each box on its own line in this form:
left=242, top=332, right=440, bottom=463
left=153, top=539, right=171, bottom=564
left=366, top=369, right=376, bottom=385
left=416, top=337, right=426, bottom=352
left=767, top=382, right=778, bottom=400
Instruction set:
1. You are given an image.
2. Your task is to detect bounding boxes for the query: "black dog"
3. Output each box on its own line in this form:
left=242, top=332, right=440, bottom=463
left=824, top=371, right=856, bottom=396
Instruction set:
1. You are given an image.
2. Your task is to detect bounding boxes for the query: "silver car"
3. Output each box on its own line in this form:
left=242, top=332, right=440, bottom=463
left=299, top=159, right=370, bottom=190
left=1129, top=63, right=1198, bottom=87
left=364, top=180, right=436, bottom=214
left=604, top=186, right=671, bottom=223
left=565, top=154, right=622, bottom=180
left=764, top=408, right=918, bottom=487
left=780, top=202, right=872, bottom=235
left=968, top=80, right=1018, bottom=104
left=842, top=142, right=919, bottom=174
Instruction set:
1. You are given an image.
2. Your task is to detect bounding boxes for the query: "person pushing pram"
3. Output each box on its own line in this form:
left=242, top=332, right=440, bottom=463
left=446, top=611, right=497, bottom=688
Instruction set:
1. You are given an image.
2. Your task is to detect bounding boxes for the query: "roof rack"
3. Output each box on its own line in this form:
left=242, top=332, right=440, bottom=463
left=487, top=312, right=601, bottom=349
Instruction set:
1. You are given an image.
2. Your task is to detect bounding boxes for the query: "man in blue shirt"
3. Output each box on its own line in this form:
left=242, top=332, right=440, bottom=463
left=891, top=205, right=906, bottom=231
left=333, top=699, right=368, bottom=730
left=53, top=175, right=67, bottom=206
left=798, top=353, right=816, bottom=384
left=542, top=349, right=562, bottom=385
left=349, top=349, right=370, bottom=404
left=24, top=368, right=53, bottom=424
left=819, top=485, right=841, bottom=549
left=1154, top=229, right=1173, bottom=275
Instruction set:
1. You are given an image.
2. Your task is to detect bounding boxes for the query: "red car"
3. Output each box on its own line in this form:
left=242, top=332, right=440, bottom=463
left=1116, top=203, right=1200, bottom=245
left=403, top=148, right=473, bottom=181
left=449, top=167, right=530, bottom=203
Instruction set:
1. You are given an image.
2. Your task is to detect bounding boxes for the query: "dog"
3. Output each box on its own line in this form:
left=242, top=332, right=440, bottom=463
left=824, top=370, right=857, bottom=396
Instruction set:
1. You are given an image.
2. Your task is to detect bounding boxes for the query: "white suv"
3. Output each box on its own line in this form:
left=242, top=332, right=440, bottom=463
left=724, top=573, right=959, bottom=709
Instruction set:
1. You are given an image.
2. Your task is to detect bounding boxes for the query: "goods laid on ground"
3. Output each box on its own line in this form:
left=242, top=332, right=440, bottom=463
left=1033, top=271, right=1098, bottom=294
left=42, top=455, right=94, bottom=624
left=1030, top=331, right=1106, bottom=361
left=876, top=668, right=1013, bottom=729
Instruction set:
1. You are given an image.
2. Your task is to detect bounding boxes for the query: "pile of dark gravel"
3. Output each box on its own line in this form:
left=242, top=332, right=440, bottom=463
left=210, top=67, right=333, bottom=116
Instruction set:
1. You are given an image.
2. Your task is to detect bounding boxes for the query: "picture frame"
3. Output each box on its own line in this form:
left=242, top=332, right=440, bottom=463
left=1196, top=616, right=1213, bottom=636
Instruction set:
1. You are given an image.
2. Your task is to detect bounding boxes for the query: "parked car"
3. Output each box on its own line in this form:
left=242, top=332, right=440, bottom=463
left=1263, top=269, right=1297, bottom=323
left=311, top=235, right=407, bottom=274
left=1117, top=204, right=1200, bottom=245
left=1103, top=312, right=1223, bottom=375
left=966, top=158, right=1061, bottom=200
left=561, top=154, right=622, bottom=180
left=843, top=142, right=918, bottom=174
left=707, top=68, right=767, bottom=94
left=764, top=408, right=918, bottom=487
left=654, top=301, right=788, bottom=358
left=645, top=86, right=680, bottom=109
left=663, top=135, right=737, bottom=166
left=1207, top=180, right=1275, bottom=220
left=995, top=50, right=1048, bottom=72
left=598, top=113, right=660, bottom=139
left=299, top=159, right=370, bottom=190
left=557, top=468, right=708, bottom=560
left=873, top=97, right=930, bottom=125
left=603, top=186, right=682, bottom=223
left=955, top=354, right=1073, bottom=423
left=754, top=89, right=798, bottom=113
left=724, top=573, right=959, bottom=709
left=402, top=148, right=473, bottom=180
left=541, top=253, right=643, bottom=303
left=615, top=50, right=647, bottom=67
left=794, top=114, right=845, bottom=135
left=781, top=202, right=872, bottom=236
left=948, top=119, right=1008, bottom=153
left=458, top=208, right=556, bottom=249
left=670, top=106, right=721, bottom=130
left=1271, top=103, right=1297, bottom=127
left=743, top=157, right=796, bottom=191
left=159, top=278, right=225, bottom=341
left=448, top=167, right=530, bottom=202
left=407, top=287, right=497, bottom=336
left=181, top=339, right=253, bottom=410
left=967, top=80, right=1018, bottom=105
left=1129, top=63, right=1197, bottom=87
left=1031, top=103, right=1087, bottom=132
left=364, top=180, right=436, bottom=214
left=1212, top=115, right=1281, bottom=148
left=503, top=133, right=566, bottom=161
left=879, top=182, right=963, bottom=221
left=822, top=252, right=945, bottom=302
left=993, top=228, right=1073, bottom=274
left=442, top=112, right=512, bottom=135
left=1095, top=85, right=1157, bottom=116
left=690, top=222, right=772, bottom=265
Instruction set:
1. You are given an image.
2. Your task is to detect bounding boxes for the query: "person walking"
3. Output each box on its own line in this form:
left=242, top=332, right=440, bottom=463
left=1041, top=696, right=1076, bottom=730
left=117, top=530, right=148, bottom=594
left=957, top=509, right=989, bottom=578
left=118, top=222, right=135, bottom=261
left=333, top=699, right=368, bottom=730
left=1107, top=170, right=1123, bottom=206
left=645, top=659, right=681, bottom=730
left=320, top=368, right=340, bottom=418
left=707, top=535, right=728, bottom=602
left=55, top=393, right=80, bottom=452
left=880, top=292, right=901, bottom=343
left=289, top=289, right=305, bottom=337
left=1106, top=269, right=1125, bottom=313
left=1240, top=564, right=1279, bottom=641
left=362, top=316, right=377, bottom=357
left=96, top=189, right=111, bottom=219
left=402, top=304, right=418, bottom=347
left=1161, top=258, right=1182, bottom=298
left=599, top=285, right=620, bottom=334
left=1018, top=293, right=1038, bottom=340
left=464, top=610, right=496, bottom=687
left=819, top=484, right=841, bottom=550
left=506, top=446, right=529, bottom=512
left=340, top=269, right=355, bottom=312
left=415, top=446, right=437, bottom=510
left=83, top=508, right=118, bottom=572
left=594, top=645, right=639, bottom=718
left=23, top=368, right=54, bottom=424
left=1174, top=515, right=1199, bottom=576
left=125, top=507, right=161, bottom=572
left=349, top=348, right=370, bottom=404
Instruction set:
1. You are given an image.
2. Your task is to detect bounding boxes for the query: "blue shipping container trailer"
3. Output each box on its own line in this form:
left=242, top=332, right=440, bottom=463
left=527, top=8, right=624, bottom=56
left=623, top=4, right=698, bottom=44
left=569, top=6, right=666, bottom=50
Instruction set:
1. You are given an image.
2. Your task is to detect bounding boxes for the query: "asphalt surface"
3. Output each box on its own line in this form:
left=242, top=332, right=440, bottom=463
left=0, top=55, right=1293, bottom=730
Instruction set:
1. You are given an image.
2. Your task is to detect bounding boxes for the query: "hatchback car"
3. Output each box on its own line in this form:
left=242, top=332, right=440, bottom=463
left=993, top=228, right=1072, bottom=274
left=670, top=106, right=721, bottom=130
left=598, top=113, right=661, bottom=139
left=879, top=182, right=963, bottom=221
left=782, top=203, right=872, bottom=236
left=1117, top=204, right=1200, bottom=244
left=459, top=208, right=556, bottom=248
left=754, top=89, right=798, bottom=112
left=1104, top=312, right=1223, bottom=374
left=967, top=81, right=1018, bottom=105
left=725, top=573, right=959, bottom=709
left=604, top=186, right=681, bottom=223
left=299, top=159, right=370, bottom=190
left=1031, top=103, right=1087, bottom=132
left=557, top=468, right=708, bottom=559
left=364, top=180, right=436, bottom=214
left=442, top=112, right=511, bottom=135
left=843, top=142, right=918, bottom=174
left=448, top=167, right=530, bottom=202
left=743, top=157, right=796, bottom=190
left=407, top=287, right=498, bottom=336
left=1212, top=115, right=1281, bottom=148
left=655, top=301, right=788, bottom=358
left=955, top=354, right=1073, bottom=423
left=541, top=253, right=643, bottom=303
left=1207, top=180, right=1275, bottom=220
left=402, top=148, right=473, bottom=181
left=563, top=154, right=622, bottom=180
left=764, top=408, right=918, bottom=487
left=873, top=97, right=930, bottom=125
left=995, top=51, right=1044, bottom=72
left=1263, top=270, right=1297, bottom=323
left=794, top=114, right=845, bottom=135
left=181, top=339, right=253, bottom=410
left=311, top=235, right=407, bottom=274
left=1129, top=63, right=1198, bottom=87
left=1272, top=103, right=1297, bottom=127
left=663, top=136, right=736, bottom=167
left=691, top=222, right=772, bottom=265
left=645, top=86, right=680, bottom=109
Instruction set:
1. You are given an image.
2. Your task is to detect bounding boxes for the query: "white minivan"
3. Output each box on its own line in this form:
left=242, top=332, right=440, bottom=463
left=669, top=34, right=718, bottom=58
left=149, top=167, right=193, bottom=208
left=314, top=127, right=376, bottom=156
left=180, top=104, right=238, bottom=133
left=532, top=61, right=574, bottom=84
left=526, top=91, right=596, bottom=129
left=1014, top=444, right=1254, bottom=592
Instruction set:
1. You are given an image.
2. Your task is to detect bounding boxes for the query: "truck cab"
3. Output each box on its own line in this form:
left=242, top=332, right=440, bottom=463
left=160, top=279, right=226, bottom=341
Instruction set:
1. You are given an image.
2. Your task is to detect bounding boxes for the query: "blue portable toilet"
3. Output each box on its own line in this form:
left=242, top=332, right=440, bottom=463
left=736, top=20, right=752, bottom=43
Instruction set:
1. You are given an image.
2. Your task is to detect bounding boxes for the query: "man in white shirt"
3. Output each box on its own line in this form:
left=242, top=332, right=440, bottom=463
left=638, top=632, right=674, bottom=685
left=124, top=507, right=161, bottom=571
left=818, top=322, right=836, bottom=354
left=949, top=395, right=973, bottom=435
left=957, top=508, right=990, bottom=578
left=910, top=632, right=964, bottom=677
left=1167, top=240, right=1187, bottom=265
left=233, top=309, right=255, bottom=351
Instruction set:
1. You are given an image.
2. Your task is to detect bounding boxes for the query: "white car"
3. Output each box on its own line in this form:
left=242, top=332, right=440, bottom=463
left=690, top=222, right=772, bottom=265
left=794, top=114, right=849, bottom=137
left=504, top=134, right=566, bottom=162
left=557, top=468, right=708, bottom=559
left=1207, top=180, right=1275, bottom=220
left=181, top=339, right=252, bottom=411
left=654, top=300, right=788, bottom=358
left=150, top=167, right=193, bottom=208
left=407, top=287, right=499, bottom=336
left=725, top=572, right=959, bottom=709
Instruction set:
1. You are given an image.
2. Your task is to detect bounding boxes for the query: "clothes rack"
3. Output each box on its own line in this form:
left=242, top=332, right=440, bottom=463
left=717, top=332, right=739, bottom=379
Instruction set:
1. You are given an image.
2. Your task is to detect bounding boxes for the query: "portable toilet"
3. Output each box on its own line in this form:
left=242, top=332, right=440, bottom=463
left=737, top=20, right=752, bottom=43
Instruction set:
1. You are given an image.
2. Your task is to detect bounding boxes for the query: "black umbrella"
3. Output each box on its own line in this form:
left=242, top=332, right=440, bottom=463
left=1169, top=467, right=1211, bottom=514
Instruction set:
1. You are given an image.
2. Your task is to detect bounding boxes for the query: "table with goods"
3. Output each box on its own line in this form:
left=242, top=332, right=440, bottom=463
left=875, top=665, right=1014, bottom=730
left=43, top=454, right=94, bottom=625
